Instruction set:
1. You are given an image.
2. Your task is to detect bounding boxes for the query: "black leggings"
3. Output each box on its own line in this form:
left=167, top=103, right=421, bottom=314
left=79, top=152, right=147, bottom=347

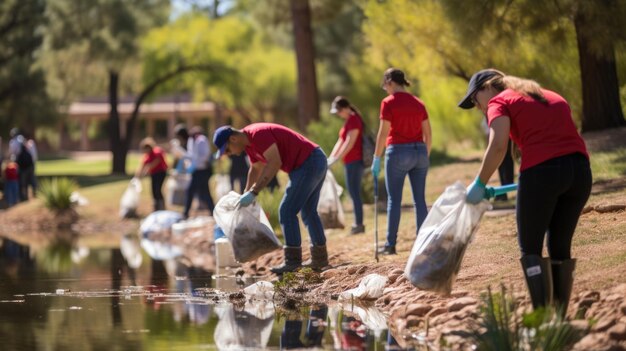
left=151, top=171, right=166, bottom=202
left=517, top=153, right=592, bottom=260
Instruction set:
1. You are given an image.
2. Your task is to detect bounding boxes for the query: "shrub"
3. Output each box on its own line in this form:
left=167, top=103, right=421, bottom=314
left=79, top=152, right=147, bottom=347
left=38, top=177, right=78, bottom=212
left=472, top=285, right=581, bottom=351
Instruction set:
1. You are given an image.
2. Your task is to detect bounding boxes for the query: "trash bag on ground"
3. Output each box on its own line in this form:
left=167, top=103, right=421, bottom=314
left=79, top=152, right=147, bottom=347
left=119, top=177, right=142, bottom=218
left=338, top=274, right=388, bottom=301
left=165, top=172, right=190, bottom=207
left=214, top=174, right=232, bottom=201
left=213, top=191, right=281, bottom=262
left=404, top=181, right=492, bottom=295
left=318, top=170, right=345, bottom=229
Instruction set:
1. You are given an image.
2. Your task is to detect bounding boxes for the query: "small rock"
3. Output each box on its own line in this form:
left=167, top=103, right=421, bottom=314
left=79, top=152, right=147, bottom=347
left=594, top=318, right=617, bottom=332
left=605, top=294, right=624, bottom=302
left=347, top=266, right=358, bottom=274
left=573, top=333, right=610, bottom=351
left=406, top=303, right=432, bottom=317
left=356, top=266, right=368, bottom=275
left=608, top=323, right=626, bottom=341
left=387, top=273, right=402, bottom=284
left=389, top=268, right=404, bottom=276
left=447, top=297, right=478, bottom=312
left=426, top=307, right=447, bottom=319
left=450, top=290, right=470, bottom=298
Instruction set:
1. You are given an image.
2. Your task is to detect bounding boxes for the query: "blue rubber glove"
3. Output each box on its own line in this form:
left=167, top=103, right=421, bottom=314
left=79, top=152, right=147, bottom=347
left=187, top=163, right=196, bottom=174
left=237, top=191, right=256, bottom=207
left=371, top=156, right=381, bottom=178
left=466, top=177, right=487, bottom=204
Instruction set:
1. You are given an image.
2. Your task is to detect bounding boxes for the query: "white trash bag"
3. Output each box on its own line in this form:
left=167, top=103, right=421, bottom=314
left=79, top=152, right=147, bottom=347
left=165, top=172, right=190, bottom=207
left=404, top=181, right=492, bottom=295
left=213, top=191, right=281, bottom=263
left=119, top=177, right=142, bottom=218
left=339, top=274, right=388, bottom=301
left=317, top=170, right=345, bottom=229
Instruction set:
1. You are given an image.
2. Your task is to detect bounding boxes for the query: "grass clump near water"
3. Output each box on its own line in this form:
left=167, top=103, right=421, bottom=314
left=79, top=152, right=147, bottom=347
left=38, top=177, right=78, bottom=212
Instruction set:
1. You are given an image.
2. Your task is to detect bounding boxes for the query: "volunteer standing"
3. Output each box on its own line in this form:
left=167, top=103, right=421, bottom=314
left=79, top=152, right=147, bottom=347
left=135, top=137, right=168, bottom=212
left=460, top=69, right=591, bottom=314
left=327, top=96, right=365, bottom=234
left=213, top=123, right=328, bottom=274
left=371, top=68, right=432, bottom=255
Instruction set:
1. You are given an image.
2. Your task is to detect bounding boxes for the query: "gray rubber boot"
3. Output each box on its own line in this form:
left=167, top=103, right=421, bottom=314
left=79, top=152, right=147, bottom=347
left=520, top=255, right=553, bottom=310
left=270, top=246, right=302, bottom=275
left=552, top=258, right=576, bottom=317
left=302, top=245, right=329, bottom=271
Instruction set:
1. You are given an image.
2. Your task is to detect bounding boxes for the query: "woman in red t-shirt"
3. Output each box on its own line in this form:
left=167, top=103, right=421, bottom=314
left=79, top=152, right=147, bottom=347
left=135, top=137, right=169, bottom=211
left=371, top=68, right=432, bottom=255
left=459, top=69, right=592, bottom=315
left=327, top=96, right=365, bottom=234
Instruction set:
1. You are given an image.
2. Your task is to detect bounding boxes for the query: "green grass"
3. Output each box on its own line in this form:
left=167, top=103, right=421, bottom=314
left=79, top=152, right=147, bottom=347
left=36, top=155, right=144, bottom=176
left=589, top=148, right=626, bottom=180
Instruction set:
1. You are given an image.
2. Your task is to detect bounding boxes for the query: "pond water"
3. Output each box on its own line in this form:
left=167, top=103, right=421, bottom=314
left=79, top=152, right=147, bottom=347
left=0, top=236, right=417, bottom=350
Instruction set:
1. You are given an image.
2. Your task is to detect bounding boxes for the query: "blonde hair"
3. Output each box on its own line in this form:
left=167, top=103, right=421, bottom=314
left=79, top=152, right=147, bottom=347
left=140, top=137, right=156, bottom=149
left=485, top=73, right=547, bottom=104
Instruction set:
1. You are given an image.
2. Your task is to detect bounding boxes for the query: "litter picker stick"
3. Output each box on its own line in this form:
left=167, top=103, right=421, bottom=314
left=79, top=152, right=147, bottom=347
left=374, top=174, right=379, bottom=263
left=487, top=183, right=518, bottom=198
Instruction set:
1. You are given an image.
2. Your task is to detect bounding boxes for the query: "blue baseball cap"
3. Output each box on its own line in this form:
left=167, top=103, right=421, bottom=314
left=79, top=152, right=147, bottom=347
left=458, top=69, right=504, bottom=109
left=213, top=125, right=234, bottom=159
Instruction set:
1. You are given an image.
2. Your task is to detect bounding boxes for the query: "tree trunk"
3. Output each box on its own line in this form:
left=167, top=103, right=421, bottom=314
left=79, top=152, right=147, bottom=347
left=290, top=0, right=319, bottom=131
left=109, top=70, right=128, bottom=175
left=574, top=13, right=626, bottom=132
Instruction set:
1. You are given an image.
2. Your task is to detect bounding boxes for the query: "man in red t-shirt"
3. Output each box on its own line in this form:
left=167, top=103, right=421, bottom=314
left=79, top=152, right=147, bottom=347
left=135, top=137, right=168, bottom=211
left=213, top=123, right=328, bottom=274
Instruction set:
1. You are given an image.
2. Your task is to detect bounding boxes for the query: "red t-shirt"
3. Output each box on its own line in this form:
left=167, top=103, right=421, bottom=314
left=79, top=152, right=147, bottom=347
left=339, top=113, right=363, bottom=164
left=142, top=146, right=168, bottom=175
left=380, top=92, right=428, bottom=146
left=487, top=88, right=589, bottom=171
left=4, top=163, right=18, bottom=180
left=243, top=123, right=318, bottom=173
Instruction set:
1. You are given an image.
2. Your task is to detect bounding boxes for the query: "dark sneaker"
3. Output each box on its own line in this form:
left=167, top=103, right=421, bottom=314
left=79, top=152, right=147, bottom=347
left=377, top=245, right=396, bottom=255
left=350, top=224, right=365, bottom=235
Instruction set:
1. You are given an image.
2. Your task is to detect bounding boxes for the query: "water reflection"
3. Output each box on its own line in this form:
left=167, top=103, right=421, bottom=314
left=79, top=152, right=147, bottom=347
left=0, top=236, right=422, bottom=350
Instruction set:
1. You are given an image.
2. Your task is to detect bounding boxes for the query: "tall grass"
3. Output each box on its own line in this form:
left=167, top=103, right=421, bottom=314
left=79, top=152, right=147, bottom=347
left=38, top=177, right=78, bottom=211
left=472, top=285, right=581, bottom=351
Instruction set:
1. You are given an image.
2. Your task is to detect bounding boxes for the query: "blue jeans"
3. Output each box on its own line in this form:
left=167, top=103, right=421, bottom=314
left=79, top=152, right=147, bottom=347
left=279, top=148, right=327, bottom=247
left=384, top=143, right=429, bottom=247
left=345, top=160, right=364, bottom=226
left=4, top=180, right=19, bottom=207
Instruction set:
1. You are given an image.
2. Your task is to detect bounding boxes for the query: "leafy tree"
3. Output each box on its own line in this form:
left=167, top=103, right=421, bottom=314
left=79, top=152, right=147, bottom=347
left=142, top=14, right=297, bottom=128
left=0, top=0, right=57, bottom=137
left=440, top=0, right=626, bottom=132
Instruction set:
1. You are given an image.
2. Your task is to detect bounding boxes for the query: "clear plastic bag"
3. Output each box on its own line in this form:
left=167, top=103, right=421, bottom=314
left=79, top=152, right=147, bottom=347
left=213, top=191, right=281, bottom=263
left=165, top=172, right=190, bottom=207
left=119, top=177, right=142, bottom=218
left=317, top=170, right=345, bottom=229
left=404, top=181, right=492, bottom=295
left=339, top=274, right=388, bottom=301
left=214, top=174, right=232, bottom=201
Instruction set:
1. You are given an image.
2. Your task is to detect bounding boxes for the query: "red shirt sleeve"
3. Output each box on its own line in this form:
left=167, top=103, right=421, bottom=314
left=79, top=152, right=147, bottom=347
left=344, top=115, right=360, bottom=132
left=380, top=98, right=392, bottom=121
left=487, top=95, right=511, bottom=126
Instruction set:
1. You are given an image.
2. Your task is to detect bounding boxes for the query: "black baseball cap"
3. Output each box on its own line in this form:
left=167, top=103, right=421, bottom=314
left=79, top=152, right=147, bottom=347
left=458, top=69, right=504, bottom=109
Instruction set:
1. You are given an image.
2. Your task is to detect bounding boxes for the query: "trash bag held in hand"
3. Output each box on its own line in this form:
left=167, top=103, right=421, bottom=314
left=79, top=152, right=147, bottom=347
left=317, top=170, right=345, bottom=229
left=119, top=177, right=142, bottom=218
left=165, top=172, right=190, bottom=207
left=213, top=191, right=281, bottom=262
left=404, top=181, right=491, bottom=295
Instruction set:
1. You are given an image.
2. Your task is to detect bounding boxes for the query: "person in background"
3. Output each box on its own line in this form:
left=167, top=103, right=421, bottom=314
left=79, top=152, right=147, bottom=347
left=481, top=118, right=515, bottom=201
left=135, top=137, right=168, bottom=212
left=213, top=123, right=327, bottom=274
left=3, top=158, right=19, bottom=207
left=24, top=133, right=38, bottom=198
left=229, top=153, right=249, bottom=194
left=175, top=125, right=215, bottom=219
left=460, top=68, right=591, bottom=315
left=328, top=96, right=365, bottom=234
left=371, top=68, right=432, bottom=255
left=9, top=129, right=35, bottom=202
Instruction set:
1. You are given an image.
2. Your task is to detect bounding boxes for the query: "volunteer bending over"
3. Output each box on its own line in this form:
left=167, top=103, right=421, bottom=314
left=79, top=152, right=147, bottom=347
left=213, top=123, right=328, bottom=274
left=460, top=69, right=591, bottom=315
